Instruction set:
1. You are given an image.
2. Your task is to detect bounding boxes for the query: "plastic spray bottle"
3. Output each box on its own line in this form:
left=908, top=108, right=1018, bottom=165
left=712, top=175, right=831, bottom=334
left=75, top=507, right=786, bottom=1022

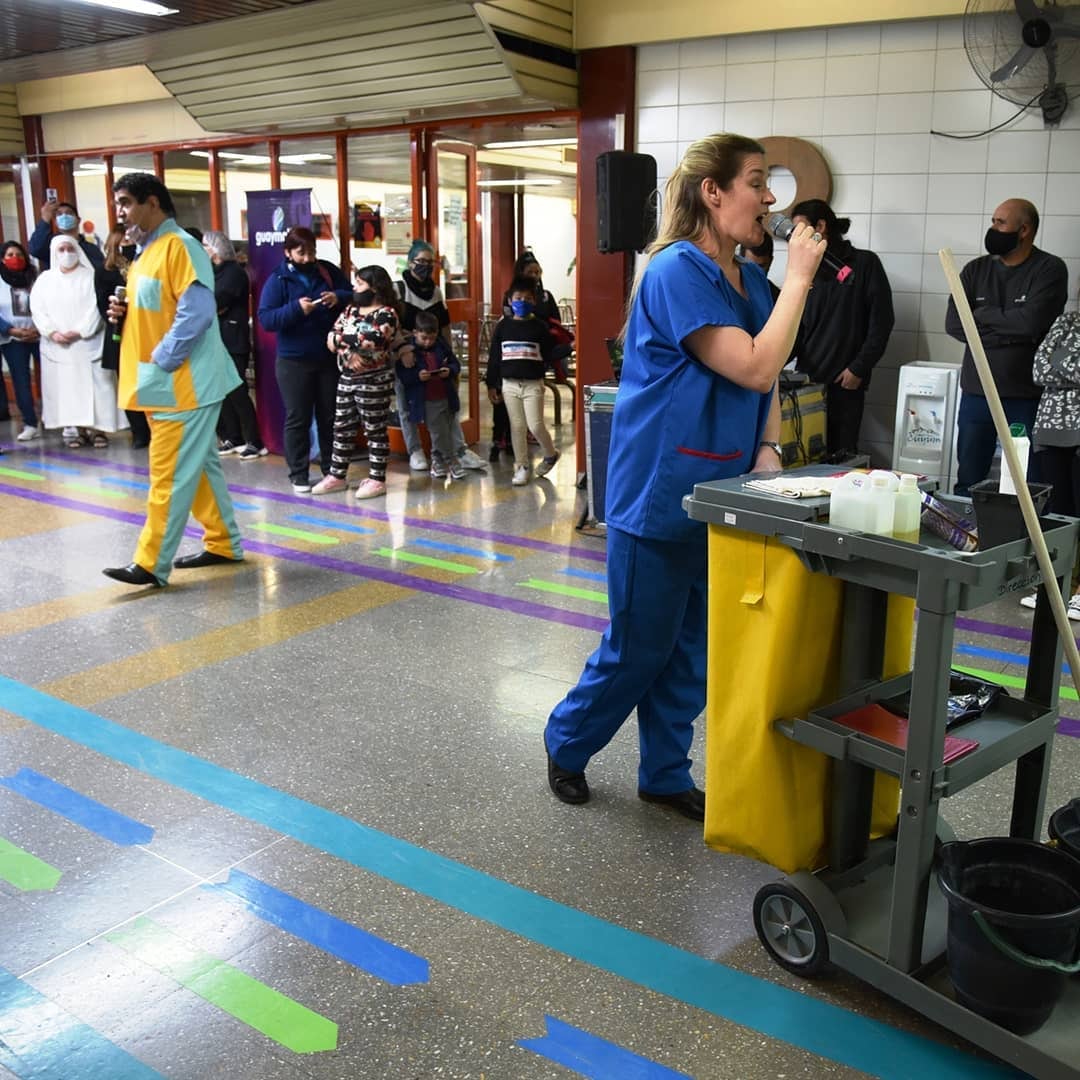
left=893, top=473, right=921, bottom=543
left=1000, top=423, right=1030, bottom=496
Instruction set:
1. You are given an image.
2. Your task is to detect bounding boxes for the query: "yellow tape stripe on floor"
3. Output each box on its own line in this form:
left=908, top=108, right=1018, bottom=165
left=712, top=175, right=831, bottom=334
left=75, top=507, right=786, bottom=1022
left=41, top=579, right=409, bottom=708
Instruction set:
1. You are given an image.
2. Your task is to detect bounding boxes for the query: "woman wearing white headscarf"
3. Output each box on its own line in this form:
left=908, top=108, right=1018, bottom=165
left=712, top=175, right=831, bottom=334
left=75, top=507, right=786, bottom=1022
left=31, top=234, right=125, bottom=446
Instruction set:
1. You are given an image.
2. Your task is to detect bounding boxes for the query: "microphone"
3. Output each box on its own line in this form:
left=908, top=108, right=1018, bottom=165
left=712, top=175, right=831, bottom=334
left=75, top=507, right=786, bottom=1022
left=110, top=284, right=127, bottom=343
left=767, top=213, right=853, bottom=283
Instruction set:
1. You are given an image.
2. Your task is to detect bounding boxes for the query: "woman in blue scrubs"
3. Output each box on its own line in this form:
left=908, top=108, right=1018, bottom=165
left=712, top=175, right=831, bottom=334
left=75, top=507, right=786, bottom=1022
left=544, top=133, right=826, bottom=820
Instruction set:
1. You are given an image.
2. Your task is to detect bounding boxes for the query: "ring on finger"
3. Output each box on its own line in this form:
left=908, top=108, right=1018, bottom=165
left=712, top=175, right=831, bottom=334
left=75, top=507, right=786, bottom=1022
left=811, top=231, right=822, bottom=243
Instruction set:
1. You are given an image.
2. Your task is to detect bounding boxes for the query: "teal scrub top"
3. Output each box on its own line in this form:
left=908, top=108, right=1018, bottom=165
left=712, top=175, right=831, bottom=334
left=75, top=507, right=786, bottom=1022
left=605, top=241, right=775, bottom=543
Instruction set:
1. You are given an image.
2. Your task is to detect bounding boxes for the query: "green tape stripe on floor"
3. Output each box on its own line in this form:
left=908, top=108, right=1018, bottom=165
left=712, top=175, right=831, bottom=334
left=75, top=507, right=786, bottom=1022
left=0, top=466, right=43, bottom=481
left=953, top=664, right=1079, bottom=702
left=518, top=578, right=608, bottom=604
left=105, top=917, right=338, bottom=1054
left=372, top=547, right=478, bottom=574
left=63, top=481, right=129, bottom=501
left=250, top=522, right=339, bottom=545
left=0, top=836, right=62, bottom=891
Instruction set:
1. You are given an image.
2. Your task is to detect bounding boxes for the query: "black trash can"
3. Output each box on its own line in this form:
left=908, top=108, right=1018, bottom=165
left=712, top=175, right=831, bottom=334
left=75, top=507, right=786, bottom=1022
left=969, top=480, right=1052, bottom=548
left=937, top=838, right=1080, bottom=1034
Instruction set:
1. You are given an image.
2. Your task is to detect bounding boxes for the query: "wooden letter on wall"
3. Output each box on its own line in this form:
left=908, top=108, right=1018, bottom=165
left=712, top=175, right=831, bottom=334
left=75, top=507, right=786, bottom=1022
left=760, top=136, right=832, bottom=216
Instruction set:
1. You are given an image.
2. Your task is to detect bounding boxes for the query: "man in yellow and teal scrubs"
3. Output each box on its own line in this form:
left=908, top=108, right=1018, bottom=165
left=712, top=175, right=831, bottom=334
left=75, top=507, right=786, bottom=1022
left=103, top=172, right=243, bottom=588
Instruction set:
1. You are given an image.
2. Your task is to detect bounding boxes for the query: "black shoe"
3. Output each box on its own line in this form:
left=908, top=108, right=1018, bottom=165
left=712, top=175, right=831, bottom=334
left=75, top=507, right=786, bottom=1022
left=488, top=444, right=501, bottom=462
left=173, top=550, right=242, bottom=569
left=638, top=786, right=706, bottom=821
left=546, top=742, right=589, bottom=805
left=103, top=563, right=161, bottom=587
left=131, top=439, right=149, bottom=450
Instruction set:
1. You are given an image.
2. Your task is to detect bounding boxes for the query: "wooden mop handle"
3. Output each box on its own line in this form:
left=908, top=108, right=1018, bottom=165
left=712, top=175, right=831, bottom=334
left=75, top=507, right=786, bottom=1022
left=939, top=248, right=1080, bottom=693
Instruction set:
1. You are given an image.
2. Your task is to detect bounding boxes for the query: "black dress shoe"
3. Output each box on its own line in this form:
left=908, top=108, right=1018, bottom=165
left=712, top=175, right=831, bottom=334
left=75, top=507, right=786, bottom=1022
left=102, top=563, right=161, bottom=587
left=546, top=742, right=589, bottom=805
left=173, top=550, right=242, bottom=569
left=638, top=786, right=706, bottom=821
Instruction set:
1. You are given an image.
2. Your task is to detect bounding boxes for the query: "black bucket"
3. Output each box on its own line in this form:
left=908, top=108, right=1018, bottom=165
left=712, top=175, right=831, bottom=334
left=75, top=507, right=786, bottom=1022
left=969, top=480, right=1052, bottom=549
left=937, top=838, right=1080, bottom=1034
left=1049, top=798, right=1080, bottom=862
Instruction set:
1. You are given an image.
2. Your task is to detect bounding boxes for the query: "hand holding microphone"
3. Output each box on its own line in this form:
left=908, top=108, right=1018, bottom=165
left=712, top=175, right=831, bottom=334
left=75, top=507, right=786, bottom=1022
left=768, top=213, right=852, bottom=283
left=108, top=285, right=127, bottom=342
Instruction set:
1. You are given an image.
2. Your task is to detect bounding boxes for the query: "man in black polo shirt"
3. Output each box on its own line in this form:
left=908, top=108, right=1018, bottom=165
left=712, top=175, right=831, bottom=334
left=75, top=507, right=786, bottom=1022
left=945, top=198, right=1067, bottom=495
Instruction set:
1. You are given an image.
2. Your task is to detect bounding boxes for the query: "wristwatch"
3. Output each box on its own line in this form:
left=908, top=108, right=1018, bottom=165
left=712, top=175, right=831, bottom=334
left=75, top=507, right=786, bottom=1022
left=759, top=440, right=783, bottom=457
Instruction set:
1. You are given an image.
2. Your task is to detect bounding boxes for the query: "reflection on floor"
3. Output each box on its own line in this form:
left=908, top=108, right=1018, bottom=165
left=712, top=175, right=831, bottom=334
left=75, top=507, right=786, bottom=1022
left=0, top=419, right=1073, bottom=1080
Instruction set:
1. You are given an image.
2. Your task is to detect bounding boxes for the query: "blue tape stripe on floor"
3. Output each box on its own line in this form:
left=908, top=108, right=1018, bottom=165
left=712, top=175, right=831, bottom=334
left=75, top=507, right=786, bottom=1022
left=25, top=461, right=84, bottom=476
left=954, top=642, right=1074, bottom=677
left=560, top=566, right=607, bottom=583
left=100, top=476, right=150, bottom=492
left=230, top=501, right=262, bottom=512
left=0, top=676, right=1012, bottom=1080
left=288, top=513, right=375, bottom=535
left=412, top=537, right=512, bottom=561
left=0, top=967, right=163, bottom=1079
left=205, top=870, right=429, bottom=985
left=519, top=1015, right=691, bottom=1078
left=0, top=767, right=153, bottom=846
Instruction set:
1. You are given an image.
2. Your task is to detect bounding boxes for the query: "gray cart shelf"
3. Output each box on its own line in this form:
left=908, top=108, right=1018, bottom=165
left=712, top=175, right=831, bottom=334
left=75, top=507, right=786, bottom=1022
left=684, top=467, right=1080, bottom=1080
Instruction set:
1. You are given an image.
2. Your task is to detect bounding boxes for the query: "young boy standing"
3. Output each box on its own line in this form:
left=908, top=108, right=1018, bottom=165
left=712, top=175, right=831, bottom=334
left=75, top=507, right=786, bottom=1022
left=485, top=275, right=560, bottom=486
left=396, top=310, right=463, bottom=480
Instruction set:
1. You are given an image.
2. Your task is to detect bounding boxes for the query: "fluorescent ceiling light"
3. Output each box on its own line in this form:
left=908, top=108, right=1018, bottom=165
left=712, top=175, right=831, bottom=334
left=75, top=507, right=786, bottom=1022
left=483, top=138, right=576, bottom=150
left=71, top=0, right=179, bottom=14
left=76, top=164, right=107, bottom=173
left=279, top=153, right=335, bottom=165
left=478, top=178, right=560, bottom=188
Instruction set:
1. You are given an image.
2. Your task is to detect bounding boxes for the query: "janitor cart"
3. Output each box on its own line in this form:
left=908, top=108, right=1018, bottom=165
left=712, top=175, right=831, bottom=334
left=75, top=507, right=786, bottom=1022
left=684, top=467, right=1080, bottom=1080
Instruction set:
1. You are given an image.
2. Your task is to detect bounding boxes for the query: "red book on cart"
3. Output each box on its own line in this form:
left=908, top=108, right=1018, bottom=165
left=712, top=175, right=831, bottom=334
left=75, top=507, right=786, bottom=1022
left=833, top=703, right=978, bottom=763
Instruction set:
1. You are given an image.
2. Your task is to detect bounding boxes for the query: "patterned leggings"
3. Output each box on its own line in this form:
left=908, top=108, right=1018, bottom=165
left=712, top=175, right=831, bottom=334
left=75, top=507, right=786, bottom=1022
left=329, top=367, right=395, bottom=481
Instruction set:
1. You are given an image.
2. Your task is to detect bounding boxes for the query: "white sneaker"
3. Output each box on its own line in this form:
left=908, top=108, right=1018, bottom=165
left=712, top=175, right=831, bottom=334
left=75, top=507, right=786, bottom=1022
left=16, top=425, right=41, bottom=442
left=409, top=449, right=429, bottom=471
left=1019, top=592, right=1037, bottom=610
left=512, top=465, right=530, bottom=486
left=292, top=481, right=313, bottom=494
left=458, top=448, right=486, bottom=470
left=1070, top=594, right=1080, bottom=622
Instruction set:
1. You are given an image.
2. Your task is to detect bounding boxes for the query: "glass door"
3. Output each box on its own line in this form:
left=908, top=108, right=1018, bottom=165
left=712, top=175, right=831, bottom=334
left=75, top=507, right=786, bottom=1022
left=425, top=139, right=481, bottom=442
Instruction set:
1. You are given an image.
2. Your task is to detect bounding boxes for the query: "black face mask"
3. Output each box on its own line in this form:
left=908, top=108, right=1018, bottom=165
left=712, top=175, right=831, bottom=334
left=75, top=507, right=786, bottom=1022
left=985, top=227, right=1021, bottom=257
left=354, top=288, right=375, bottom=305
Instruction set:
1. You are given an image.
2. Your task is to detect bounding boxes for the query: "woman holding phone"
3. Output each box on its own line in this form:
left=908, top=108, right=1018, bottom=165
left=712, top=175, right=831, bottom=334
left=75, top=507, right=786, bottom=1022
left=256, top=227, right=351, bottom=493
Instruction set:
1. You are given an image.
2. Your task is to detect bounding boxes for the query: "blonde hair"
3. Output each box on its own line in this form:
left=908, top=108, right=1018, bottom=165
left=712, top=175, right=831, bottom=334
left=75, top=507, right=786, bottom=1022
left=622, top=133, right=765, bottom=340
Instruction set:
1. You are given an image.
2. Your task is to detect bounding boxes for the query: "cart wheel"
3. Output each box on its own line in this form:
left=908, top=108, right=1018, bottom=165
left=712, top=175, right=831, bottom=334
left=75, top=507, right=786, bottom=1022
left=753, top=882, right=830, bottom=976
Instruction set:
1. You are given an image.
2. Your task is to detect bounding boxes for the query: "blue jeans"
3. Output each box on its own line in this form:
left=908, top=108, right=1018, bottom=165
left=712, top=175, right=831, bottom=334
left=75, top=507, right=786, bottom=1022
left=544, top=526, right=708, bottom=794
left=0, top=340, right=38, bottom=428
left=955, top=392, right=1039, bottom=496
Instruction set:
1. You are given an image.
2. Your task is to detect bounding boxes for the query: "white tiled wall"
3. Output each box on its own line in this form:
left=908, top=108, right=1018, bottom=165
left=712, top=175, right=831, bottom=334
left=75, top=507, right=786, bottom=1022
left=636, top=16, right=1080, bottom=465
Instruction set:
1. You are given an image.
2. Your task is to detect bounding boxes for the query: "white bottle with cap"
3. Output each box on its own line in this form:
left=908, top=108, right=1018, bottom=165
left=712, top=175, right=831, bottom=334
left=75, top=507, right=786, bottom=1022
left=866, top=472, right=896, bottom=536
left=893, top=473, right=921, bottom=543
left=1000, top=422, right=1030, bottom=496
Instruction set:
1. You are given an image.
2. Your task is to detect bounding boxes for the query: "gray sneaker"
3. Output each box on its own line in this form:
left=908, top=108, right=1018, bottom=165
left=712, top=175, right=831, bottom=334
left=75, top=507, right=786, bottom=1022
left=458, top=448, right=487, bottom=470
left=536, top=450, right=561, bottom=477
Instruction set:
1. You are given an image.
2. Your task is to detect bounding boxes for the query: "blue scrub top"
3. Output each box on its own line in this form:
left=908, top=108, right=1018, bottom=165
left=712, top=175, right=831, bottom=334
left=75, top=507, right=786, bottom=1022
left=605, top=241, right=775, bottom=543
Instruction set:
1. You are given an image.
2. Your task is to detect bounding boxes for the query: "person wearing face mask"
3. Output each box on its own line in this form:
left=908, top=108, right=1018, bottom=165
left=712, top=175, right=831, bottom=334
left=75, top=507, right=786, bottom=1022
left=31, top=235, right=125, bottom=448
left=945, top=198, right=1068, bottom=495
left=257, top=226, right=352, bottom=493
left=394, top=239, right=486, bottom=472
left=28, top=198, right=104, bottom=272
left=0, top=241, right=42, bottom=441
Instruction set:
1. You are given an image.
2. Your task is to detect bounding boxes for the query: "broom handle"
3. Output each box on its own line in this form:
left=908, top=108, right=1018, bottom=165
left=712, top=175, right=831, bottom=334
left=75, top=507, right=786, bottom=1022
left=939, top=248, right=1080, bottom=694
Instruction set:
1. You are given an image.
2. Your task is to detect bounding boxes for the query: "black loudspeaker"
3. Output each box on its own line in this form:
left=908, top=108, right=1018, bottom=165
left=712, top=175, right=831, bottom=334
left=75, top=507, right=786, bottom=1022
left=596, top=151, right=657, bottom=253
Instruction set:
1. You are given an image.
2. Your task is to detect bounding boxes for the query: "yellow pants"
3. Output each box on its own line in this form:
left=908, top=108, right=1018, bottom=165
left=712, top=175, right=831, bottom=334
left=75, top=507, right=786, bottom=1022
left=704, top=528, right=913, bottom=874
left=134, top=403, right=242, bottom=583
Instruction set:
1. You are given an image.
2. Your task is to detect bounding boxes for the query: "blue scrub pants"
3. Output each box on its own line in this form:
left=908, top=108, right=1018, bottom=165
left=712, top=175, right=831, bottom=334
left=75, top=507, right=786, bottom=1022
left=544, top=525, right=708, bottom=794
left=0, top=340, right=38, bottom=428
left=134, top=402, right=242, bottom=584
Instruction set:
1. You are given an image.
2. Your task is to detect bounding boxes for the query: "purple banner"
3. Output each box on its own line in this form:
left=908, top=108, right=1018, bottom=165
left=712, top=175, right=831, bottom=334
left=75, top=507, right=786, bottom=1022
left=247, top=189, right=312, bottom=455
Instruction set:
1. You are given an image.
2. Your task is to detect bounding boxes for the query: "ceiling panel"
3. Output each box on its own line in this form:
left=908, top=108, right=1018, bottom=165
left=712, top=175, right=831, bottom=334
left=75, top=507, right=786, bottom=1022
left=0, top=0, right=314, bottom=63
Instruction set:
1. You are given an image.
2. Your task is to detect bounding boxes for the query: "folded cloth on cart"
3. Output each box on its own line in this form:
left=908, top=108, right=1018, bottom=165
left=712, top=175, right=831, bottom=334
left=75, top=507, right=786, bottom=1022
left=743, top=475, right=841, bottom=498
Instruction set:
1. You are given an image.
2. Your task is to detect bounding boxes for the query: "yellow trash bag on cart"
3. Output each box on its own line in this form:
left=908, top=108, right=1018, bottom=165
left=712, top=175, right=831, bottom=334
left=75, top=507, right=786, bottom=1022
left=703, top=527, right=914, bottom=874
